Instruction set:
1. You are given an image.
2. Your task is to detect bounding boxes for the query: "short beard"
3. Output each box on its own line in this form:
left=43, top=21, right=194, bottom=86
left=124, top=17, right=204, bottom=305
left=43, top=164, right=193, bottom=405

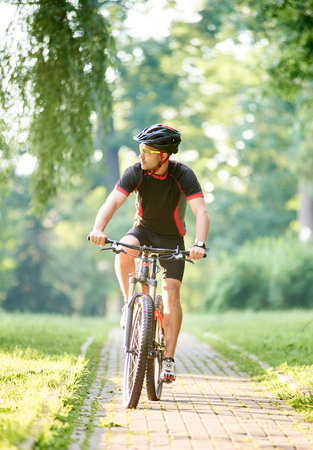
left=149, top=161, right=162, bottom=172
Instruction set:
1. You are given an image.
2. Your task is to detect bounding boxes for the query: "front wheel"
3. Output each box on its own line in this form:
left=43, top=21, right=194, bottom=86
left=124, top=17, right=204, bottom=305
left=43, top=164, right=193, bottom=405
left=146, top=295, right=165, bottom=401
left=123, top=295, right=154, bottom=409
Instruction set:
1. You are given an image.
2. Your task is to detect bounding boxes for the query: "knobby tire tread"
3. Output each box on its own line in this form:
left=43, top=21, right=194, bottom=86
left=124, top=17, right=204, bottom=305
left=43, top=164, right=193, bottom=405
left=146, top=295, right=164, bottom=401
left=123, top=295, right=154, bottom=409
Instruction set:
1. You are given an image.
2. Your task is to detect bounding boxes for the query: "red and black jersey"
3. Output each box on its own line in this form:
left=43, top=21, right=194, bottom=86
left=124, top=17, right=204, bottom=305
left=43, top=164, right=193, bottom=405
left=115, top=160, right=204, bottom=237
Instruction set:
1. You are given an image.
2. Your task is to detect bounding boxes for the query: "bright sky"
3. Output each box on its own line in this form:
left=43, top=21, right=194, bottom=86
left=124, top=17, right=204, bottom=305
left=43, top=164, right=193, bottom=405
left=123, top=0, right=202, bottom=40
left=0, top=3, right=16, bottom=39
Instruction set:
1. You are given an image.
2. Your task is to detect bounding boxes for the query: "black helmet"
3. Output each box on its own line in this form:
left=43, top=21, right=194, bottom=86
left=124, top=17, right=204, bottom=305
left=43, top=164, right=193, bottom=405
left=133, top=124, right=181, bottom=154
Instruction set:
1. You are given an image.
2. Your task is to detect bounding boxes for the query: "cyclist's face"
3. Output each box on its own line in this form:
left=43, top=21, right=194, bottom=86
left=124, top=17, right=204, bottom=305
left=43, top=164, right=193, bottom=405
left=139, top=144, right=161, bottom=170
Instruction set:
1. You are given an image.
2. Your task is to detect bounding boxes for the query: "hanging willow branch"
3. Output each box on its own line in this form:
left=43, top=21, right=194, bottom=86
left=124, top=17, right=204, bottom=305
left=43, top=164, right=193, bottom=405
left=0, top=0, right=115, bottom=211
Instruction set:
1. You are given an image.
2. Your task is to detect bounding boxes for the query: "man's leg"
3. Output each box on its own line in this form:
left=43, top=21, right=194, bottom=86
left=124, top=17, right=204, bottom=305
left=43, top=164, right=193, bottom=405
left=162, top=278, right=182, bottom=359
left=114, top=235, right=140, bottom=302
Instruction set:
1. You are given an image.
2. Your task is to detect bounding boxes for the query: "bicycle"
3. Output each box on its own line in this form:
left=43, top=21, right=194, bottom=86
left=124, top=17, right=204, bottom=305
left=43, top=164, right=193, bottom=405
left=88, top=236, right=207, bottom=409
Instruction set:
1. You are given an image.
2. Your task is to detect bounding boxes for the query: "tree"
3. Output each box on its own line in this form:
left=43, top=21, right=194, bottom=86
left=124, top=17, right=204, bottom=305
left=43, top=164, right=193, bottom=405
left=3, top=221, right=74, bottom=314
left=108, top=0, right=298, bottom=248
left=239, top=0, right=313, bottom=102
left=0, top=174, right=74, bottom=313
left=0, top=0, right=308, bottom=315
left=0, top=0, right=115, bottom=211
left=0, top=166, right=136, bottom=315
left=236, top=0, right=313, bottom=239
left=95, top=0, right=300, bottom=310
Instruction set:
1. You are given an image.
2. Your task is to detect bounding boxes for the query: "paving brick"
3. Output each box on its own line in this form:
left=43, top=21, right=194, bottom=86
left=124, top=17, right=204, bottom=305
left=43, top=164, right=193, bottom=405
left=69, top=329, right=313, bottom=450
left=214, top=437, right=237, bottom=449
left=192, top=439, right=215, bottom=450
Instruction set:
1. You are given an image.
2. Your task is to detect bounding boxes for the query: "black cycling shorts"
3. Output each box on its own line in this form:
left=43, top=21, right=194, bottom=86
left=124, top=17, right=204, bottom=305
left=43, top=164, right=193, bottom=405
left=125, top=226, right=185, bottom=282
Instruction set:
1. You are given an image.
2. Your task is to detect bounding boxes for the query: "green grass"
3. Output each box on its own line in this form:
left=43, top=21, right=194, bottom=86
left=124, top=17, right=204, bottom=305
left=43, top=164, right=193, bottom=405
left=0, top=312, right=116, bottom=450
left=183, top=310, right=313, bottom=421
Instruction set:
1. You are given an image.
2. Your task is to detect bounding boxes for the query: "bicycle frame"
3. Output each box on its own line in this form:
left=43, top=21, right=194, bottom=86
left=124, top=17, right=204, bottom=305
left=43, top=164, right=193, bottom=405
left=98, top=239, right=189, bottom=355
left=88, top=235, right=208, bottom=408
left=124, top=249, right=160, bottom=354
left=93, top=237, right=206, bottom=353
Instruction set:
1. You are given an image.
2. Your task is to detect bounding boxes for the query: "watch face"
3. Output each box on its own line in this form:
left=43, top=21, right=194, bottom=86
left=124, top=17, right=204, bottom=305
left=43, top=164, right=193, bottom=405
left=195, top=241, right=205, bottom=248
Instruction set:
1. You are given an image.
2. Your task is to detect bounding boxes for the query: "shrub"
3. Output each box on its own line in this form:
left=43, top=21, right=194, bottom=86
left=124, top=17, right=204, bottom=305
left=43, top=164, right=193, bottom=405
left=204, top=236, right=313, bottom=311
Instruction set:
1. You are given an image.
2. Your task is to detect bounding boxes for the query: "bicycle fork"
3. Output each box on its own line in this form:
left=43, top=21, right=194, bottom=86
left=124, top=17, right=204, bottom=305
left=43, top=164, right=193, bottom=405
left=123, top=276, right=142, bottom=354
left=123, top=273, right=160, bottom=355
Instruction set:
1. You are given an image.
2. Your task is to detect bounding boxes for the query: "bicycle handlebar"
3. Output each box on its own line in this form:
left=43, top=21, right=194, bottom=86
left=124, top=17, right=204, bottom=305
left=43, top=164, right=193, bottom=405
left=87, top=235, right=208, bottom=259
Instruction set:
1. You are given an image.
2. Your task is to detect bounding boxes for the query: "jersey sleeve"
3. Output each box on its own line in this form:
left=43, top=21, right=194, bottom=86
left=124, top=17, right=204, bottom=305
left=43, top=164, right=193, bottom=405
left=115, top=164, right=140, bottom=197
left=180, top=166, right=204, bottom=200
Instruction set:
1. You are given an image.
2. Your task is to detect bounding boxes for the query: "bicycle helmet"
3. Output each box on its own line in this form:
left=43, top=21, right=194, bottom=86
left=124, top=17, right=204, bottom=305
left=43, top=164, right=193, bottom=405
left=133, top=124, right=181, bottom=154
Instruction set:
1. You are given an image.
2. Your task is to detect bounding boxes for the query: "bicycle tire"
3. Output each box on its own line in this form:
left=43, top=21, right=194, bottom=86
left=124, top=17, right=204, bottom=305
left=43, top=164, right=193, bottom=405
left=145, top=295, right=164, bottom=401
left=123, top=295, right=154, bottom=409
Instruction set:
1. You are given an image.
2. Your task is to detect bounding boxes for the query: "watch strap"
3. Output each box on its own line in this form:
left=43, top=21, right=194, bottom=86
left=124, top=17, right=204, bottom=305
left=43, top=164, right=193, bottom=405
left=194, top=240, right=206, bottom=249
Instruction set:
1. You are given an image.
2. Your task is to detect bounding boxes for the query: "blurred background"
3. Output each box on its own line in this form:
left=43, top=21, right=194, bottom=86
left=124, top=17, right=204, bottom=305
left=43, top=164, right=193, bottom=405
left=1, top=0, right=313, bottom=317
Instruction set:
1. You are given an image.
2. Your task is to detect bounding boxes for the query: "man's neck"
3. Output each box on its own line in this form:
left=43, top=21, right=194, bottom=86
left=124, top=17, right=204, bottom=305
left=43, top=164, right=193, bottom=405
left=154, top=160, right=169, bottom=176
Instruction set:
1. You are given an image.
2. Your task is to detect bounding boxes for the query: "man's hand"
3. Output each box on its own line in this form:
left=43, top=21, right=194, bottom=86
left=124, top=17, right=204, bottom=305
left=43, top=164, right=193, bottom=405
left=188, top=246, right=206, bottom=260
left=89, top=230, right=107, bottom=247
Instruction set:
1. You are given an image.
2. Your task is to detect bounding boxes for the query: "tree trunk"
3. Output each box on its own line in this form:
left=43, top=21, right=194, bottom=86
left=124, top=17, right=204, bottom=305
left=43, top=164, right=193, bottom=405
left=298, top=180, right=313, bottom=242
left=96, top=116, right=120, bottom=193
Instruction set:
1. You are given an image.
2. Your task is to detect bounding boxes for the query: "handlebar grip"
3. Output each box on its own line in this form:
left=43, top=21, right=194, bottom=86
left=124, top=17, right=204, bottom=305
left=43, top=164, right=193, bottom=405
left=182, top=250, right=207, bottom=259
left=87, top=235, right=109, bottom=244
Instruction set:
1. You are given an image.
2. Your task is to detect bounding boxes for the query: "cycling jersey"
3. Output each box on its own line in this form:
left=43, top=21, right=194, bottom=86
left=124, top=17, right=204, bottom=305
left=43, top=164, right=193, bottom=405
left=115, top=160, right=203, bottom=237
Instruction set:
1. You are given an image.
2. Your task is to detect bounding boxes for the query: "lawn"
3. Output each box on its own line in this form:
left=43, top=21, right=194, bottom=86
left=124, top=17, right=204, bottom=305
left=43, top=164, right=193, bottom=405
left=0, top=312, right=114, bottom=450
left=183, top=310, right=313, bottom=421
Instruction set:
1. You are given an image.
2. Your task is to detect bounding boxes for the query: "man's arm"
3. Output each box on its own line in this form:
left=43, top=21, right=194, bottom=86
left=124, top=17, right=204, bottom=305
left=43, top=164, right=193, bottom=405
left=188, top=197, right=210, bottom=260
left=89, top=189, right=128, bottom=246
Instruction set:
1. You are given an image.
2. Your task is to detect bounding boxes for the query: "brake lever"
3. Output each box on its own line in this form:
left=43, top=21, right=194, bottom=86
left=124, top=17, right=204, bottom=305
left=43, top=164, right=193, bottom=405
left=100, top=244, right=127, bottom=254
left=185, top=258, right=194, bottom=264
left=170, top=253, right=194, bottom=264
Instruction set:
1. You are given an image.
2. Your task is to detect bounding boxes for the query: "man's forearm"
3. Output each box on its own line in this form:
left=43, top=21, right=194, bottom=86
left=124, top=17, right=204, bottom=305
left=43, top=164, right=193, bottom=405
left=195, top=209, right=210, bottom=243
left=92, top=190, right=127, bottom=233
left=93, top=202, right=115, bottom=232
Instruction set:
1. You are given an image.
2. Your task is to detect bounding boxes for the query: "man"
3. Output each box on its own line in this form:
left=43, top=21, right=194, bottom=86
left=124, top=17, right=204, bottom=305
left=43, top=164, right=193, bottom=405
left=89, top=124, right=210, bottom=383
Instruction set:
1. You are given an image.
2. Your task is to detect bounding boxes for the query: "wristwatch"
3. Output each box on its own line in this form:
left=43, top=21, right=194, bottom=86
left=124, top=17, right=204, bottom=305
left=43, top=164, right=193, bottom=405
left=194, top=240, right=206, bottom=249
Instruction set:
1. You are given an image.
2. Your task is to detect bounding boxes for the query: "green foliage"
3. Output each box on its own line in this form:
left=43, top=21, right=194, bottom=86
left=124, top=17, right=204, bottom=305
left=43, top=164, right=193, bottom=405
left=205, top=236, right=313, bottom=311
left=3, top=221, right=74, bottom=315
left=0, top=152, right=137, bottom=316
left=0, top=119, right=13, bottom=192
left=241, top=0, right=313, bottom=100
left=0, top=176, right=75, bottom=314
left=237, top=0, right=313, bottom=188
left=0, top=0, right=310, bottom=315
left=108, top=0, right=298, bottom=254
left=295, top=125, right=313, bottom=195
left=0, top=0, right=114, bottom=211
left=0, top=176, right=32, bottom=303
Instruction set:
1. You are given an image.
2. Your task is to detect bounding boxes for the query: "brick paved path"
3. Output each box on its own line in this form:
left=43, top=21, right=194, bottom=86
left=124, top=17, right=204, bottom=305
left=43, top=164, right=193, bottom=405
left=69, top=329, right=313, bottom=450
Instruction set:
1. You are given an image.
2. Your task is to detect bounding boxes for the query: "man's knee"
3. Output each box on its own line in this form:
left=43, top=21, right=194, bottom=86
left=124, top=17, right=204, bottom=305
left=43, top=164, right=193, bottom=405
left=116, top=235, right=140, bottom=264
left=162, top=279, right=181, bottom=301
left=163, top=278, right=181, bottom=290
left=120, top=234, right=140, bottom=246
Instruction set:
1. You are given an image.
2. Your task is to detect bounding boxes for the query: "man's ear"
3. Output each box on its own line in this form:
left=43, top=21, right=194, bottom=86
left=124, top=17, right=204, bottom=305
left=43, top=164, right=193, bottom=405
left=161, top=152, right=169, bottom=163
